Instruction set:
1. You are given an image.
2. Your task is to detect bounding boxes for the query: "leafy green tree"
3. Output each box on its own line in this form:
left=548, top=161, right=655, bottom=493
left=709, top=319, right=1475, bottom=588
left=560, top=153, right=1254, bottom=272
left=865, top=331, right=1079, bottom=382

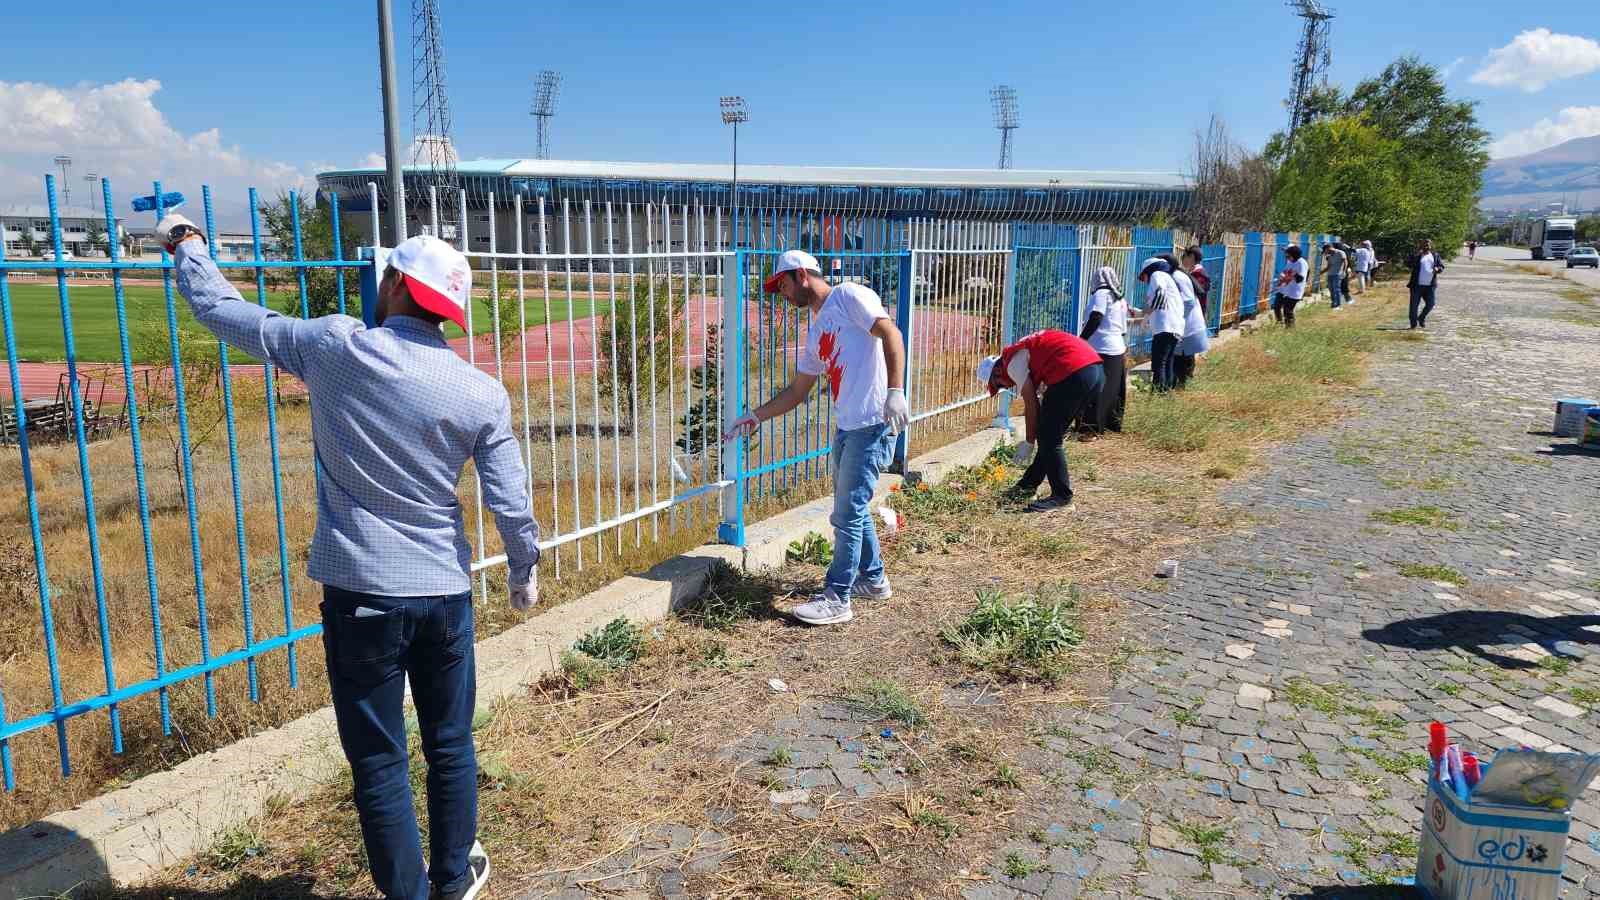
left=1268, top=57, right=1488, bottom=260
left=258, top=191, right=358, bottom=319
left=596, top=275, right=677, bottom=429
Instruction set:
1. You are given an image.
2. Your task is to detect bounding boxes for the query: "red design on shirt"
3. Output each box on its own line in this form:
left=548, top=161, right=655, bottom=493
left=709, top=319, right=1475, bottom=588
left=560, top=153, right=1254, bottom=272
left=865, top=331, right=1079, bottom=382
left=817, top=330, right=845, bottom=400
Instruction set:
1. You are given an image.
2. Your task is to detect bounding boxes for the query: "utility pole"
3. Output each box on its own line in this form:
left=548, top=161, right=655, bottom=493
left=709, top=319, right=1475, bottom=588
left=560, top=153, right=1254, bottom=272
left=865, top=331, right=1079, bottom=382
left=376, top=0, right=407, bottom=244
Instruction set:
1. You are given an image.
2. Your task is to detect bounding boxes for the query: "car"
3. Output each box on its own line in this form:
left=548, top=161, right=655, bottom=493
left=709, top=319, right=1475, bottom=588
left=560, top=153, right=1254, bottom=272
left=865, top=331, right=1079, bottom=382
left=1567, top=246, right=1599, bottom=268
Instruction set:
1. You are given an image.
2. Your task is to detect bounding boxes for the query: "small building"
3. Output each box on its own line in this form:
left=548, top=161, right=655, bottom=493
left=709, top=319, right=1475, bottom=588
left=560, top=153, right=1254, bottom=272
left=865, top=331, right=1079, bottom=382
left=1, top=205, right=125, bottom=258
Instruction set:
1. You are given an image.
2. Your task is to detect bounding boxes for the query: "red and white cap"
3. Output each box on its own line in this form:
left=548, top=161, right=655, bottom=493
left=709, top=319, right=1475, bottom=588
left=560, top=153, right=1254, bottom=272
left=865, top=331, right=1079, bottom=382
left=389, top=235, right=472, bottom=331
left=762, top=249, right=821, bottom=293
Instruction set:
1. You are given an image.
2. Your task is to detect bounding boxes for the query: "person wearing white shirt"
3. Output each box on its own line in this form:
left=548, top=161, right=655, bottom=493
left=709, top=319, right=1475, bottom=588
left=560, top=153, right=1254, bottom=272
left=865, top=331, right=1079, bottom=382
left=1173, top=248, right=1212, bottom=389
left=1135, top=257, right=1185, bottom=391
left=724, top=250, right=909, bottom=627
left=1271, top=245, right=1309, bottom=328
left=1076, top=265, right=1129, bottom=438
left=1354, top=241, right=1374, bottom=294
left=1406, top=238, right=1445, bottom=329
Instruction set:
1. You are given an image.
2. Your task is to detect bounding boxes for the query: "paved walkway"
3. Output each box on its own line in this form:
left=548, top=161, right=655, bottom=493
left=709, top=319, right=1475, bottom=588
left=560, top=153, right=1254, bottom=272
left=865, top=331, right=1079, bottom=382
left=959, top=261, right=1600, bottom=897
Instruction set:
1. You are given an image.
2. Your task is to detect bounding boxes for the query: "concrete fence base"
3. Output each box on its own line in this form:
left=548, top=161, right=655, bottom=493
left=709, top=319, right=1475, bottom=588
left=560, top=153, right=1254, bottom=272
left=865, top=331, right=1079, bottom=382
left=0, top=422, right=1018, bottom=899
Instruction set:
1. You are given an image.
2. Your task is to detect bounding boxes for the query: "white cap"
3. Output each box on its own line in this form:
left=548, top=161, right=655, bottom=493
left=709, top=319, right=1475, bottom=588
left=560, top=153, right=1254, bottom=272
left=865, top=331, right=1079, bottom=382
left=763, top=249, right=821, bottom=293
left=388, top=235, right=472, bottom=331
left=977, top=354, right=1000, bottom=387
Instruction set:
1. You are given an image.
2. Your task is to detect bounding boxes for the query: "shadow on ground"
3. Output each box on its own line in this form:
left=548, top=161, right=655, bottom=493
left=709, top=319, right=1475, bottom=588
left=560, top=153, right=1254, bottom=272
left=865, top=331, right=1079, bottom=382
left=1363, top=611, right=1599, bottom=669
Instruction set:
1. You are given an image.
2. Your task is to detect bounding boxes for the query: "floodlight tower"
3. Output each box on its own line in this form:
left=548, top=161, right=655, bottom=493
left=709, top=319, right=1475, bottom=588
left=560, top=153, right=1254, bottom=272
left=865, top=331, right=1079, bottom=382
left=532, top=70, right=562, bottom=160
left=412, top=0, right=458, bottom=236
left=990, top=86, right=1018, bottom=170
left=53, top=156, right=73, bottom=208
left=1286, top=0, right=1336, bottom=143
left=84, top=173, right=100, bottom=212
left=720, top=96, right=748, bottom=246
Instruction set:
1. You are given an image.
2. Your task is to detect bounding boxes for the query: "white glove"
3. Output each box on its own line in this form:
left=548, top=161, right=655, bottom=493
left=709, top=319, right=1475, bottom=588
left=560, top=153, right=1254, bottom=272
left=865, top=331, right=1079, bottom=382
left=883, top=388, right=910, bottom=433
left=509, top=576, right=538, bottom=612
left=722, top=412, right=759, bottom=442
left=1012, top=440, right=1035, bottom=467
left=154, top=213, right=202, bottom=252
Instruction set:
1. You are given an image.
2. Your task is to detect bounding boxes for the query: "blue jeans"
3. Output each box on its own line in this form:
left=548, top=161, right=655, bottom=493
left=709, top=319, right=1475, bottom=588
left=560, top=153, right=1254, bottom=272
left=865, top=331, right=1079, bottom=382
left=321, top=586, right=479, bottom=900
left=825, top=422, right=896, bottom=599
left=1328, top=273, right=1343, bottom=307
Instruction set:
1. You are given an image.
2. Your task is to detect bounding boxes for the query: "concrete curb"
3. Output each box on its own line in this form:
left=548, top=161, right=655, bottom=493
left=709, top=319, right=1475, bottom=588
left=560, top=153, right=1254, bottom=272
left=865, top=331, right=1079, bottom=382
left=0, top=423, right=1017, bottom=898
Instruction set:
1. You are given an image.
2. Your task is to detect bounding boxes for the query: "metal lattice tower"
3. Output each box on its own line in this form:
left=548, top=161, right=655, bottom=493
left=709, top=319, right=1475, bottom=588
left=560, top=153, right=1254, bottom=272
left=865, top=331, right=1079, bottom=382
left=531, top=69, right=561, bottom=160
left=990, top=86, right=1018, bottom=170
left=1286, top=0, right=1335, bottom=143
left=411, top=0, right=458, bottom=234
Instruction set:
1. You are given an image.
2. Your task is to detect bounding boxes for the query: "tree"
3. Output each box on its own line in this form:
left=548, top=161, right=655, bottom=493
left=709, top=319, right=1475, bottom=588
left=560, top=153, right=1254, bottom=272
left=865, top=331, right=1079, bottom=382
left=19, top=231, right=39, bottom=259
left=677, top=324, right=721, bottom=459
left=596, top=275, right=677, bottom=430
left=1180, top=115, right=1275, bottom=243
left=258, top=192, right=358, bottom=319
left=1268, top=56, right=1488, bottom=260
left=84, top=220, right=108, bottom=257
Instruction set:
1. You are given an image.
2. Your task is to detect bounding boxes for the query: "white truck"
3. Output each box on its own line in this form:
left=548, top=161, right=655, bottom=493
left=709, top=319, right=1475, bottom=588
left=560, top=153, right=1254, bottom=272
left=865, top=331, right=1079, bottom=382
left=1531, top=216, right=1578, bottom=260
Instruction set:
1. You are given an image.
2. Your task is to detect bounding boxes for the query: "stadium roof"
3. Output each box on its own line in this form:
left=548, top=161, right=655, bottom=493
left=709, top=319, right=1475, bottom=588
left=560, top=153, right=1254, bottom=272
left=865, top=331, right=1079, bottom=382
left=317, top=158, right=1188, bottom=191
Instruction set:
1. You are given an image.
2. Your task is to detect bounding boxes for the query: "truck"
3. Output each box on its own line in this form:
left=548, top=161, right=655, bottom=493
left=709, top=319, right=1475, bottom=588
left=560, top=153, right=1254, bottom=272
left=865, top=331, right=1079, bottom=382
left=1531, top=216, right=1578, bottom=260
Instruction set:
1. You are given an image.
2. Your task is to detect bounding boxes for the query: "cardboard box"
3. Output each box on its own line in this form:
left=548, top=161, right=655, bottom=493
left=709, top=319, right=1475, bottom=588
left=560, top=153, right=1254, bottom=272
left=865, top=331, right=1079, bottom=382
left=1415, top=777, right=1569, bottom=900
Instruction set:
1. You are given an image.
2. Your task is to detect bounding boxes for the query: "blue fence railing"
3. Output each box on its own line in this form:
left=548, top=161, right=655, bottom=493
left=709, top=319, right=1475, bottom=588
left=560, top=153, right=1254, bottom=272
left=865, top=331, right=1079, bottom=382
left=0, top=171, right=1333, bottom=795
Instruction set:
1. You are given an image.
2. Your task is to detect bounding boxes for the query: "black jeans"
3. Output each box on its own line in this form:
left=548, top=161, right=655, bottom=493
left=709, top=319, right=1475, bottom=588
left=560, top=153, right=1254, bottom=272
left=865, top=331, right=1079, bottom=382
left=1085, top=351, right=1126, bottom=433
left=1273, top=293, right=1300, bottom=327
left=1150, top=332, right=1180, bottom=391
left=1016, top=364, right=1105, bottom=501
left=1174, top=354, right=1196, bottom=389
left=322, top=586, right=479, bottom=900
left=1409, top=283, right=1437, bottom=327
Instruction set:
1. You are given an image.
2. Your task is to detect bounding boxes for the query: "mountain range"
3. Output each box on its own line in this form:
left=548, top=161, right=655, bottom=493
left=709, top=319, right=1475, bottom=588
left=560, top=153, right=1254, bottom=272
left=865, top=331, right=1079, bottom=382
left=1482, top=134, right=1600, bottom=211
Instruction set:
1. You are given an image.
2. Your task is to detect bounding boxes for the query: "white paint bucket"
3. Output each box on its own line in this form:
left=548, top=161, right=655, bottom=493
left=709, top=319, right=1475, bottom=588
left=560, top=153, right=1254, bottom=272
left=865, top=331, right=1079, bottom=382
left=1555, top=398, right=1597, bottom=437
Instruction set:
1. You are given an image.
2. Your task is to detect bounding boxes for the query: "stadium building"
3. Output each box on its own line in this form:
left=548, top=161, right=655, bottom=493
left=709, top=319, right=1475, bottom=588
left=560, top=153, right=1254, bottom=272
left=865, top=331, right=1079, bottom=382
left=315, top=158, right=1191, bottom=255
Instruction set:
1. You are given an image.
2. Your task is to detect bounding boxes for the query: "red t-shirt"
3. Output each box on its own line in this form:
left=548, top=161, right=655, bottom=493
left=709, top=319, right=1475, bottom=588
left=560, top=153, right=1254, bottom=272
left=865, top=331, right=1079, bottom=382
left=993, top=330, right=1102, bottom=393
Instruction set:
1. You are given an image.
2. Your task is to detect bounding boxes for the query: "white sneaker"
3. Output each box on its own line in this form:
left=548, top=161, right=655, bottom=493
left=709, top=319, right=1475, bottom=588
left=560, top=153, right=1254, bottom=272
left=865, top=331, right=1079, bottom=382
left=792, top=593, right=854, bottom=625
left=852, top=577, right=893, bottom=600
left=436, top=841, right=490, bottom=900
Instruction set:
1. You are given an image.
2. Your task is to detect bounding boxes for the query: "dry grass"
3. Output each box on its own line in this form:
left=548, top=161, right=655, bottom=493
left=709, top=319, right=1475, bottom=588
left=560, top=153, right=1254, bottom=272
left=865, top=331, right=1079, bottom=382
left=108, top=287, right=1408, bottom=898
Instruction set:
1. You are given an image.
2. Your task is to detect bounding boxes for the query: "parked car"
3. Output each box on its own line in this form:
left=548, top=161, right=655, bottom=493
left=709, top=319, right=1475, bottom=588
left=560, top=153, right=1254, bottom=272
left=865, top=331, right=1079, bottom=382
left=1567, top=246, right=1599, bottom=269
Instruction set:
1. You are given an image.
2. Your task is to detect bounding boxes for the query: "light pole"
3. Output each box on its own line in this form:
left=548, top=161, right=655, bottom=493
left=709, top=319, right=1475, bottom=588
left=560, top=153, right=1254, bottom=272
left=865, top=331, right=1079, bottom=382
left=376, top=0, right=407, bottom=245
left=84, top=174, right=99, bottom=212
left=720, top=96, right=747, bottom=249
left=53, top=156, right=73, bottom=209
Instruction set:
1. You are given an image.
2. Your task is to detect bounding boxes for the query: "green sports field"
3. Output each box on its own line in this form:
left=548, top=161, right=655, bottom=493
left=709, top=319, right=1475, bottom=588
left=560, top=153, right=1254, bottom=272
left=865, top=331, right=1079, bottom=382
left=0, top=281, right=612, bottom=363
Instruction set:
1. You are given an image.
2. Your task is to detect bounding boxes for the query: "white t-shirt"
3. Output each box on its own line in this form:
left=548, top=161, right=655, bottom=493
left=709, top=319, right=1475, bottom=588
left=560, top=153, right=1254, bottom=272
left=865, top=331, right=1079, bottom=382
left=798, top=282, right=890, bottom=431
left=1086, top=288, right=1128, bottom=356
left=1416, top=252, right=1438, bottom=286
left=1005, top=349, right=1032, bottom=391
left=1178, top=275, right=1210, bottom=355
left=1281, top=258, right=1308, bottom=300
left=1355, top=247, right=1373, bottom=272
left=1146, top=270, right=1185, bottom=337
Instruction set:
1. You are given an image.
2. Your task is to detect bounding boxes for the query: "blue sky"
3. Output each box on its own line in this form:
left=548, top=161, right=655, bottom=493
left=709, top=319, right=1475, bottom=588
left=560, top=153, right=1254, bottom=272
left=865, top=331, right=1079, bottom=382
left=3, top=1, right=1598, bottom=221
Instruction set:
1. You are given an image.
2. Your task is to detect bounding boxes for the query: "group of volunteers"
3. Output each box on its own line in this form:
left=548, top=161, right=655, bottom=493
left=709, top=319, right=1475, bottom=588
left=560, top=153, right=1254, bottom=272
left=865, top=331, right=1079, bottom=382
left=153, top=197, right=1446, bottom=900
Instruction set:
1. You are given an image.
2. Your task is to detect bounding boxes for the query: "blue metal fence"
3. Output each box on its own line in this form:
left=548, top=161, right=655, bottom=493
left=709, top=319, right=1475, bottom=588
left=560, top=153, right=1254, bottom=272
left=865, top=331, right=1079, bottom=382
left=0, top=171, right=1333, bottom=794
left=0, top=176, right=368, bottom=788
left=1240, top=232, right=1263, bottom=317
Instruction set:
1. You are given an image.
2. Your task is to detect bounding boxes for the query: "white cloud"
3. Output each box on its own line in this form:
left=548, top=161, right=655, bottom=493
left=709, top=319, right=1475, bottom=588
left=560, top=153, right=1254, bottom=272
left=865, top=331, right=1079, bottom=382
left=1471, top=29, right=1600, bottom=92
left=1440, top=57, right=1468, bottom=80
left=1490, top=106, right=1600, bottom=158
left=0, top=78, right=314, bottom=225
left=360, top=152, right=388, bottom=169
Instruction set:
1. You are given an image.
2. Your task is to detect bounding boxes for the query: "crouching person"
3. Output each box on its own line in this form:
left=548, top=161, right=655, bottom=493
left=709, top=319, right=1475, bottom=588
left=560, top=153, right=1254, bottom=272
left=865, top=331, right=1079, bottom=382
left=980, top=329, right=1105, bottom=513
